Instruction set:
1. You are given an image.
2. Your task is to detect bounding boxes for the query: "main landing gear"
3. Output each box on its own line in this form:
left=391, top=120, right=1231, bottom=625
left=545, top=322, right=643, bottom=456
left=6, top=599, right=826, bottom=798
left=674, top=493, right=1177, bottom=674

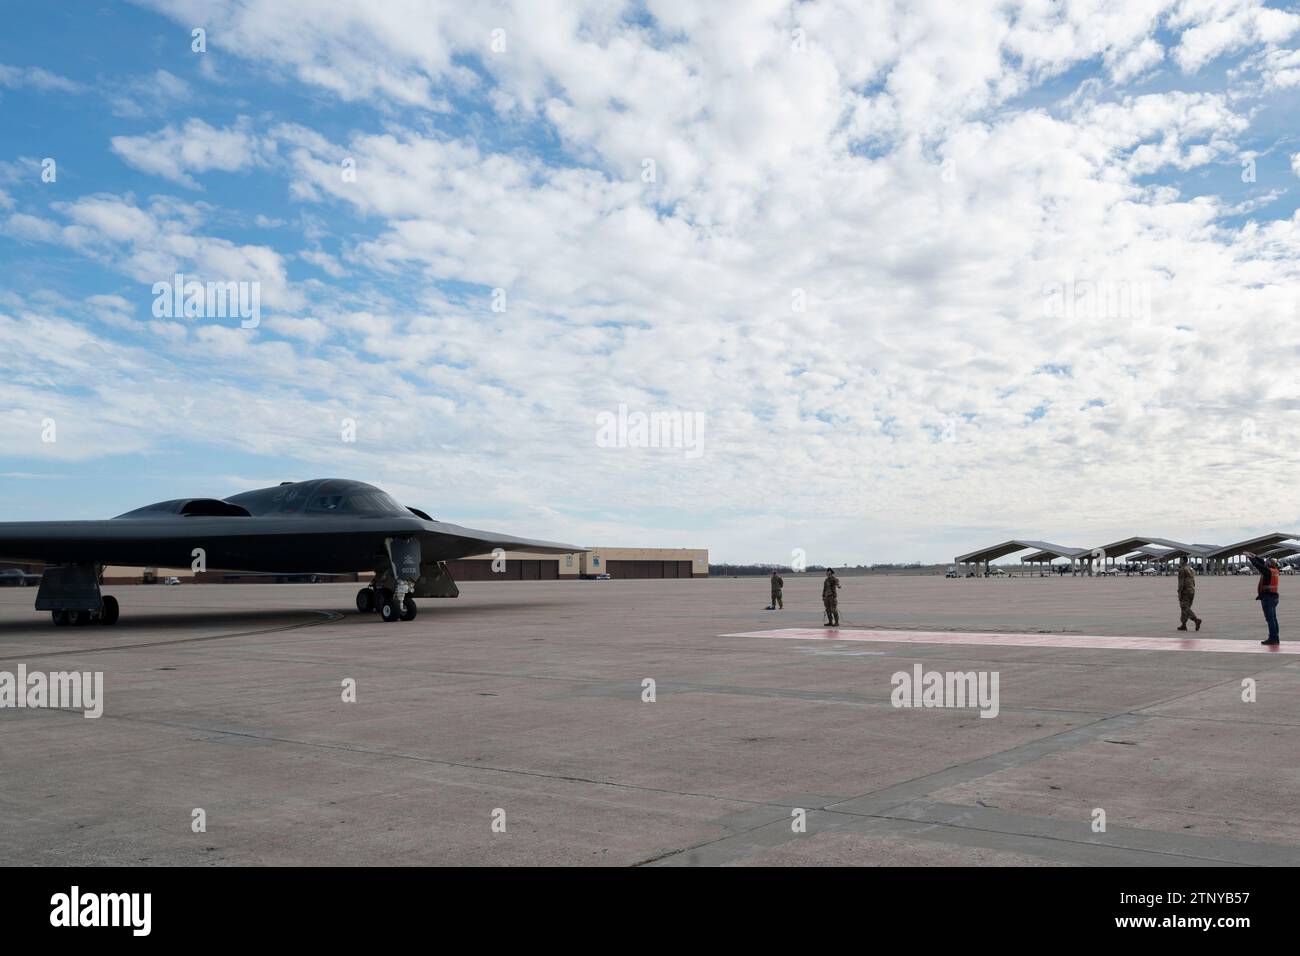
left=38, top=565, right=120, bottom=627
left=51, top=595, right=119, bottom=627
left=356, top=587, right=417, bottom=623
left=357, top=536, right=426, bottom=624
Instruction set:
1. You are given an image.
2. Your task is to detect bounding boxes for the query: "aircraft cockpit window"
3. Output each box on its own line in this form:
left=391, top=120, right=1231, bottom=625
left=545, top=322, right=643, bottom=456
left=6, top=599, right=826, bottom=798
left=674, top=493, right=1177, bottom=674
left=302, top=492, right=401, bottom=514
left=348, top=493, right=402, bottom=514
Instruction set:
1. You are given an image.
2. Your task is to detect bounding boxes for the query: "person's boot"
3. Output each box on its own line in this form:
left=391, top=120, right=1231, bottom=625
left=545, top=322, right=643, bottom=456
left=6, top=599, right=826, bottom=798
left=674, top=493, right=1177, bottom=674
left=1261, top=637, right=1280, bottom=645
left=1176, top=625, right=1187, bottom=631
left=1195, top=618, right=1202, bottom=632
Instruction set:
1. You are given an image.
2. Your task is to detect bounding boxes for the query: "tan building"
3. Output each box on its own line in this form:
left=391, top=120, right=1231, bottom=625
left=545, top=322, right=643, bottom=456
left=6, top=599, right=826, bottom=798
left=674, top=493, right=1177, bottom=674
left=446, top=549, right=584, bottom=580
left=450, top=547, right=709, bottom=580
left=580, top=547, right=708, bottom=579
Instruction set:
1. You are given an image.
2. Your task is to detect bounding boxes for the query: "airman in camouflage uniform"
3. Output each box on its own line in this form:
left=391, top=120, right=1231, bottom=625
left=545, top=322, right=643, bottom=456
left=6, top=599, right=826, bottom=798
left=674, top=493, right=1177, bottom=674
left=1176, top=556, right=1202, bottom=631
left=822, top=568, right=841, bottom=626
left=769, top=571, right=784, bottom=610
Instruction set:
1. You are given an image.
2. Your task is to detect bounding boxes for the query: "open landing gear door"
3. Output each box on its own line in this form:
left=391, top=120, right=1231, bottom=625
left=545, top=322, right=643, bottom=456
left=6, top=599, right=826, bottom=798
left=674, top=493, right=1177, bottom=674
left=34, top=564, right=119, bottom=626
left=413, top=561, right=459, bottom=598
left=35, top=565, right=102, bottom=612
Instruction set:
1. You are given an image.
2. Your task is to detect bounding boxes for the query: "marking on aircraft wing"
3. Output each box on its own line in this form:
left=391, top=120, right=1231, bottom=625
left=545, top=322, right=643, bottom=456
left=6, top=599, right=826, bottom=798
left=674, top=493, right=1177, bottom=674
left=723, top=628, right=1299, bottom=654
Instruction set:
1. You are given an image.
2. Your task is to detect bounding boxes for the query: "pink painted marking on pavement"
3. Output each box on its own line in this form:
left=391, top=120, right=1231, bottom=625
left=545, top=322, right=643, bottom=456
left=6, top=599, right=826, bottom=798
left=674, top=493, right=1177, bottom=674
left=720, top=628, right=1297, bottom=654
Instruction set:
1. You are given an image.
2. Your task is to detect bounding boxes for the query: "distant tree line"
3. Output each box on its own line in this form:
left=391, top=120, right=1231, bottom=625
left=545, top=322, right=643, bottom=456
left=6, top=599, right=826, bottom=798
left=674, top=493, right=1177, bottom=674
left=709, top=562, right=943, bottom=576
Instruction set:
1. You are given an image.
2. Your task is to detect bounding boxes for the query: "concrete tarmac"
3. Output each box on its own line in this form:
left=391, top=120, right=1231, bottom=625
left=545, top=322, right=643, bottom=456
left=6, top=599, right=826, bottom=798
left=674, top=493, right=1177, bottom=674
left=0, top=574, right=1294, bottom=866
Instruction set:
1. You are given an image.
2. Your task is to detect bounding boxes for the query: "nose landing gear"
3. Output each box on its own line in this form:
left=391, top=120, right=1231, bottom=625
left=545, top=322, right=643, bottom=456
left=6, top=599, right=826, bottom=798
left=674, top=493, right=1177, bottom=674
left=374, top=588, right=417, bottom=623
left=357, top=585, right=417, bottom=622
left=359, top=537, right=426, bottom=623
left=379, top=589, right=399, bottom=623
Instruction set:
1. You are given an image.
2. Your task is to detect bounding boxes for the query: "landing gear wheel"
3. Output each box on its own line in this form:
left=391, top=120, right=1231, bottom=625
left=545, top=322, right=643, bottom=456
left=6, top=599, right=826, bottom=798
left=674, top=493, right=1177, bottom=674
left=52, top=610, right=70, bottom=627
left=400, top=597, right=417, bottom=621
left=356, top=588, right=375, bottom=613
left=99, top=595, right=119, bottom=626
left=69, top=610, right=89, bottom=627
left=379, top=589, right=400, bottom=623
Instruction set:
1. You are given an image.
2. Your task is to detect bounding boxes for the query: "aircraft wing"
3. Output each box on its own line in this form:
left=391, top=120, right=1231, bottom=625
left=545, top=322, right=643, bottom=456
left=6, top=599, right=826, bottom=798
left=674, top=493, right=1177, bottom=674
left=0, top=518, right=270, bottom=567
left=0, top=516, right=582, bottom=571
left=418, top=521, right=583, bottom=561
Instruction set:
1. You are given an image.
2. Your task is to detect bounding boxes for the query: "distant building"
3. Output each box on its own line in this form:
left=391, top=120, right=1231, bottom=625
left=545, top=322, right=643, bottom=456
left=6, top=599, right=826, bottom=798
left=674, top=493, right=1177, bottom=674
left=578, top=547, right=707, bottom=579
left=447, top=547, right=707, bottom=580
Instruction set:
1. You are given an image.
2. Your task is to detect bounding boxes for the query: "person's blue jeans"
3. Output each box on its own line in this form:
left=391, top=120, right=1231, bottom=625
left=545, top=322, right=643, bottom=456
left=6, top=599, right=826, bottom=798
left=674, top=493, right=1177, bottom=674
left=1260, top=594, right=1280, bottom=642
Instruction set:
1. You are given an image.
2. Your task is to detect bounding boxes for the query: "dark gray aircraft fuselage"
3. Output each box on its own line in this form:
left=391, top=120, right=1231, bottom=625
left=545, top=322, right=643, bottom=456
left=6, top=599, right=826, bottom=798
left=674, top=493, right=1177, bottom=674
left=0, top=478, right=579, bottom=627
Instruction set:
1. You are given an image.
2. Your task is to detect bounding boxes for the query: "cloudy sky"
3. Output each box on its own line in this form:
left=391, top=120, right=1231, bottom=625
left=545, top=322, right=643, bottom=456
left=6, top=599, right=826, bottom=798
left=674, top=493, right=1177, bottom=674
left=1, top=0, right=1298, bottom=565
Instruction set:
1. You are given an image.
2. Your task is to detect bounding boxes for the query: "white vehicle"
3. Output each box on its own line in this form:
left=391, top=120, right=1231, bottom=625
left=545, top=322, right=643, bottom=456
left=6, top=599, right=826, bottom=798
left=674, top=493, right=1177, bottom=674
left=1139, top=567, right=1156, bottom=575
left=164, top=576, right=181, bottom=586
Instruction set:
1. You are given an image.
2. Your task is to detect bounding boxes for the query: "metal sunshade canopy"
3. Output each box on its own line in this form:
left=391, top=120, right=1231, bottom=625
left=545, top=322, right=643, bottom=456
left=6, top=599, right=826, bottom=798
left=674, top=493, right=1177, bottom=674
left=954, top=540, right=1087, bottom=563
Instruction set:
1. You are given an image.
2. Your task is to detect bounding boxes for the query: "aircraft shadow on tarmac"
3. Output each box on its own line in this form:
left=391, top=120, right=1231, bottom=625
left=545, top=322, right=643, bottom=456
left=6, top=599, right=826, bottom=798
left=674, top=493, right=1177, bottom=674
left=0, top=607, right=329, bottom=639
left=0, top=596, right=573, bottom=638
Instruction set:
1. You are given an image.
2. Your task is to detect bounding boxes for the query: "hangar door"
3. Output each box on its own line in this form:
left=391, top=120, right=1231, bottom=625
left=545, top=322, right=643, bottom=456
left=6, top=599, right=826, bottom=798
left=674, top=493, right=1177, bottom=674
left=444, top=559, right=559, bottom=580
left=606, top=560, right=695, bottom=579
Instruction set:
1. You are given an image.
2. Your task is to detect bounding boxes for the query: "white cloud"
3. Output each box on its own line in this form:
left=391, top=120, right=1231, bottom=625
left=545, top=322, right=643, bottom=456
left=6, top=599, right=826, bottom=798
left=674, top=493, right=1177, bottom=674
left=0, top=62, right=81, bottom=93
left=85, top=293, right=137, bottom=329
left=1171, top=0, right=1300, bottom=72
left=1262, top=46, right=1300, bottom=87
left=141, top=0, right=472, bottom=108
left=111, top=117, right=270, bottom=188
left=299, top=249, right=346, bottom=277
left=6, top=194, right=303, bottom=312
left=4, top=1, right=1300, bottom=558
left=3, top=212, right=61, bottom=243
left=107, top=69, right=191, bottom=118
left=1108, top=37, right=1166, bottom=83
